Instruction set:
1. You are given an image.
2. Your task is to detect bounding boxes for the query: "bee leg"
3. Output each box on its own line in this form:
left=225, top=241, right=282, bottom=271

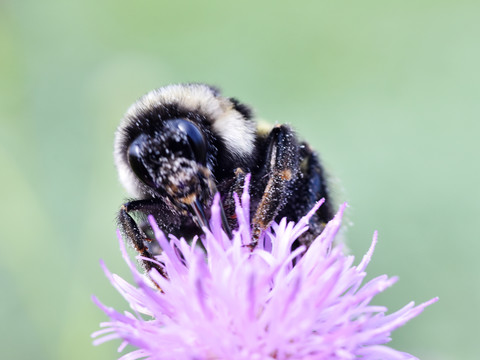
left=118, top=200, right=168, bottom=280
left=250, top=125, right=300, bottom=248
left=233, top=167, right=247, bottom=194
left=219, top=167, right=247, bottom=233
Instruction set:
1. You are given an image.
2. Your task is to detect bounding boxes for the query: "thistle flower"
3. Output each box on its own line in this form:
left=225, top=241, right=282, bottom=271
left=92, top=175, right=437, bottom=360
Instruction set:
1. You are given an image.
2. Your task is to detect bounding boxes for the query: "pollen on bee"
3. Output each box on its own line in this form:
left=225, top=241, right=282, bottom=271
left=280, top=169, right=292, bottom=181
left=180, top=193, right=197, bottom=205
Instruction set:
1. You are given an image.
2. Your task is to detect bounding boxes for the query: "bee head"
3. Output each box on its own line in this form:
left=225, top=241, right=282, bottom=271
left=127, top=118, right=212, bottom=210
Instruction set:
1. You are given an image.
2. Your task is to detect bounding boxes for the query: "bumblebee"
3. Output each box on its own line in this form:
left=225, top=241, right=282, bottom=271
left=114, top=83, right=333, bottom=276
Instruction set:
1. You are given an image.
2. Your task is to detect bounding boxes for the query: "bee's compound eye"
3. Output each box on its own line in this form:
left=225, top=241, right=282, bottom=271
left=128, top=135, right=156, bottom=188
left=167, top=119, right=207, bottom=165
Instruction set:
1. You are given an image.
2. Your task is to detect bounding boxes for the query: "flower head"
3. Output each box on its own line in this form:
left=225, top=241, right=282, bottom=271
left=92, top=175, right=437, bottom=360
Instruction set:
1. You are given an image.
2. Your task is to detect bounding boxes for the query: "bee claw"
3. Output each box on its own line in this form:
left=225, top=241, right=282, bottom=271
left=190, top=198, right=210, bottom=231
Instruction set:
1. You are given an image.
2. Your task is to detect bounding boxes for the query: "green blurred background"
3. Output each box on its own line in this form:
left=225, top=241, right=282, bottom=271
left=1, top=0, right=479, bottom=359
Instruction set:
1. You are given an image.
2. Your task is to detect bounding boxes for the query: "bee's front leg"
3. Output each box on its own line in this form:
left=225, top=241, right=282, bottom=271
left=118, top=199, right=169, bottom=280
left=250, top=125, right=300, bottom=248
